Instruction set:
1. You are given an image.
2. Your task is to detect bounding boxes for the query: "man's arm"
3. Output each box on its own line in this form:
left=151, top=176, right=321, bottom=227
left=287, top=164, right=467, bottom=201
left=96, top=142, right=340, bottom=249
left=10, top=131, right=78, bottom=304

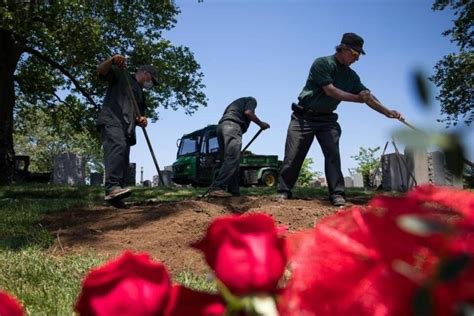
left=322, top=84, right=368, bottom=103
left=97, top=54, right=126, bottom=76
left=362, top=91, right=403, bottom=119
left=244, top=110, right=270, bottom=130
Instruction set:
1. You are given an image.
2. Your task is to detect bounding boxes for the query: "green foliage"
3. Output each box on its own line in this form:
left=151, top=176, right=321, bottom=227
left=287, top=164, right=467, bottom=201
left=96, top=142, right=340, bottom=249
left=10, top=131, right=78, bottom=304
left=296, top=158, right=321, bottom=187
left=2, top=1, right=207, bottom=116
left=0, top=1, right=207, bottom=182
left=14, top=101, right=103, bottom=173
left=351, top=147, right=380, bottom=187
left=430, top=0, right=473, bottom=126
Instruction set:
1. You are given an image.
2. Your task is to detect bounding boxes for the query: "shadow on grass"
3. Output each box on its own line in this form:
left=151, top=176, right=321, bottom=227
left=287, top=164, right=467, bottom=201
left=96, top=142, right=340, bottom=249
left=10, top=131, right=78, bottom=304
left=0, top=185, right=206, bottom=251
left=40, top=201, right=192, bottom=246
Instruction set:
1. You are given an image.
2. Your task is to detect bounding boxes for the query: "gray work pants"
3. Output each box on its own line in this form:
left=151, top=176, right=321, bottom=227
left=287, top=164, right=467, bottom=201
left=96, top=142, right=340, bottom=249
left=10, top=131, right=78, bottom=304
left=214, top=120, right=242, bottom=194
left=278, top=112, right=345, bottom=198
left=100, top=125, right=131, bottom=194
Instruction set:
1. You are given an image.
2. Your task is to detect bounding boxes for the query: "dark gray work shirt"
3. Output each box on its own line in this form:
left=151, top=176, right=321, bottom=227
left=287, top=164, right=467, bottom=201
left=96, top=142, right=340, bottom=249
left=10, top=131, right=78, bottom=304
left=97, top=65, right=146, bottom=145
left=218, top=97, right=257, bottom=133
left=298, top=55, right=368, bottom=114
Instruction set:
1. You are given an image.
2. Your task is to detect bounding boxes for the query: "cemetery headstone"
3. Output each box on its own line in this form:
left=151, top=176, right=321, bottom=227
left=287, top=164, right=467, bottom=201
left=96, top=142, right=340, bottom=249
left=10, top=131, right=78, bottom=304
left=352, top=173, right=364, bottom=188
left=344, top=176, right=354, bottom=188
left=125, top=163, right=136, bottom=186
left=90, top=172, right=103, bottom=186
left=53, top=153, right=86, bottom=185
left=382, top=153, right=408, bottom=191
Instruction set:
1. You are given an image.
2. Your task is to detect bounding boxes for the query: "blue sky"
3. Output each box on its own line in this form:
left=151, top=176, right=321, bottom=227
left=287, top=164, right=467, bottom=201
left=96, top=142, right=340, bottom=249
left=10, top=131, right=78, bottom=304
left=132, top=0, right=473, bottom=182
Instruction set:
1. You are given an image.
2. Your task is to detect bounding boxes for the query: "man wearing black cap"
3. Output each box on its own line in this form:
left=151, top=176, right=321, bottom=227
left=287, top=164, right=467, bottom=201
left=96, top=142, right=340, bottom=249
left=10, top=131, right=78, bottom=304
left=277, top=33, right=402, bottom=206
left=96, top=54, right=158, bottom=207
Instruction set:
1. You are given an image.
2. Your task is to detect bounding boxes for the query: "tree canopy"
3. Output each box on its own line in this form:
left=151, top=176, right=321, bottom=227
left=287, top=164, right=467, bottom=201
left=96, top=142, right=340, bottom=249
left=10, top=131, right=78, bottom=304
left=431, top=0, right=473, bottom=126
left=0, top=1, right=207, bottom=184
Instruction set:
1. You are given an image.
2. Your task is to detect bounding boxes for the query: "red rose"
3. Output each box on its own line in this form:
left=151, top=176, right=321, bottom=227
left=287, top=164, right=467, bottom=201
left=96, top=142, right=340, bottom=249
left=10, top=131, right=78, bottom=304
left=75, top=251, right=171, bottom=316
left=0, top=291, right=24, bottom=316
left=280, top=186, right=474, bottom=316
left=192, top=213, right=287, bottom=296
left=164, top=285, right=225, bottom=316
left=280, top=209, right=418, bottom=316
left=370, top=185, right=474, bottom=256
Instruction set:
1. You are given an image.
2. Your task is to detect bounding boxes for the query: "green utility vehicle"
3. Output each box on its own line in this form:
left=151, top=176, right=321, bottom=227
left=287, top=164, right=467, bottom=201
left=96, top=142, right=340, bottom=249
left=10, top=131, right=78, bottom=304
left=172, top=125, right=280, bottom=187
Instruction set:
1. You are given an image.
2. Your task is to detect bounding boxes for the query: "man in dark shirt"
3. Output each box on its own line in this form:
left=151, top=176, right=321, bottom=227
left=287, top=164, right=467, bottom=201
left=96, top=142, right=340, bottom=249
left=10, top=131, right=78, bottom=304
left=97, top=54, right=158, bottom=207
left=208, top=97, right=270, bottom=197
left=278, top=33, right=402, bottom=206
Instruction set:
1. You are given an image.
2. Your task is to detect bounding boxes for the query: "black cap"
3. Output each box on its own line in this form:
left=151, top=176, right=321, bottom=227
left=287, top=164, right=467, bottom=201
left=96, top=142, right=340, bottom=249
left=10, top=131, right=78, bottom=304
left=138, top=65, right=159, bottom=84
left=341, top=33, right=366, bottom=55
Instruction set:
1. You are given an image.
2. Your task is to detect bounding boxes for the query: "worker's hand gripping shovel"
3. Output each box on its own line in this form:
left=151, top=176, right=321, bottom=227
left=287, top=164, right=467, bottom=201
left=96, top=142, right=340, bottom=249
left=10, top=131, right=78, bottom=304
left=121, top=69, right=165, bottom=186
left=201, top=127, right=265, bottom=198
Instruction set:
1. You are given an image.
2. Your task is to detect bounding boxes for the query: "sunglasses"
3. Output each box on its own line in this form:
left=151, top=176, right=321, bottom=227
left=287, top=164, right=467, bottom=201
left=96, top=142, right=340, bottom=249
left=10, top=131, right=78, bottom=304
left=349, top=48, right=360, bottom=58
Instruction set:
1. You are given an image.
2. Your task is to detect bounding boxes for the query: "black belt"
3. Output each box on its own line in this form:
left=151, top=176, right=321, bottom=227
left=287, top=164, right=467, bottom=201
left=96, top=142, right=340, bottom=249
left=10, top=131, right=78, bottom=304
left=291, top=102, right=333, bottom=116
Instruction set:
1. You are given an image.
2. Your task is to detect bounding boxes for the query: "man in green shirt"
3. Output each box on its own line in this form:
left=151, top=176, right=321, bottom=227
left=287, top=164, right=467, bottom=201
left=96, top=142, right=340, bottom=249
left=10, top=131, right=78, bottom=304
left=208, top=97, right=270, bottom=197
left=97, top=54, right=158, bottom=207
left=277, top=33, right=402, bottom=206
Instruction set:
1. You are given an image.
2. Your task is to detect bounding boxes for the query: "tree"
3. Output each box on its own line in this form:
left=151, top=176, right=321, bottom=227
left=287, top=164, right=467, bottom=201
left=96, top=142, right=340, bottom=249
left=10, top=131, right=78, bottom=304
left=351, top=146, right=380, bottom=188
left=431, top=0, right=473, bottom=127
left=0, top=1, right=207, bottom=184
left=14, top=100, right=103, bottom=175
left=296, top=158, right=321, bottom=187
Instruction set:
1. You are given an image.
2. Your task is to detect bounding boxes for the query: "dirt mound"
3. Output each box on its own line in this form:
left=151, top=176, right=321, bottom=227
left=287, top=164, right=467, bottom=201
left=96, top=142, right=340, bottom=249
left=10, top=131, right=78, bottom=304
left=41, top=195, right=369, bottom=275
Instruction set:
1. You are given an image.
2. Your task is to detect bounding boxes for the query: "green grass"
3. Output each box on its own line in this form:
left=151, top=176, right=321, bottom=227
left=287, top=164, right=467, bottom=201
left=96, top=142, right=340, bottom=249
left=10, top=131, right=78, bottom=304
left=0, top=249, right=103, bottom=315
left=0, top=184, right=247, bottom=314
left=0, top=249, right=213, bottom=315
left=0, top=183, right=375, bottom=314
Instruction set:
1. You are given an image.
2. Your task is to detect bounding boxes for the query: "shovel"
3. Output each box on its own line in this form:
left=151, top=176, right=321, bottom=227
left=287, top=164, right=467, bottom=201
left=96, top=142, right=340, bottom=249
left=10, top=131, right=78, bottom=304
left=122, top=71, right=165, bottom=186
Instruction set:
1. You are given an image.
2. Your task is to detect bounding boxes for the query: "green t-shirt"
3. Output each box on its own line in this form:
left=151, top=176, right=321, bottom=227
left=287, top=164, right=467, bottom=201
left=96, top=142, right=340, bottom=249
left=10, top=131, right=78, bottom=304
left=219, top=97, right=257, bottom=133
left=97, top=66, right=146, bottom=145
left=298, top=55, right=368, bottom=114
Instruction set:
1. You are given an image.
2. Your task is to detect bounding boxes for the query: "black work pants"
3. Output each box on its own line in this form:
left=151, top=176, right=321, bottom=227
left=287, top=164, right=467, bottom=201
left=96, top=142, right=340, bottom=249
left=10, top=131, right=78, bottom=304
left=214, top=121, right=242, bottom=194
left=100, top=125, right=131, bottom=194
left=278, top=112, right=345, bottom=198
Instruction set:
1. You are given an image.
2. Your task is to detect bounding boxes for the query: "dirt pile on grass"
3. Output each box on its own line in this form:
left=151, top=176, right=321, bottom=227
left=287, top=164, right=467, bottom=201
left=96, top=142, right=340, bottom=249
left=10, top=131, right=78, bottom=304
left=41, top=195, right=369, bottom=274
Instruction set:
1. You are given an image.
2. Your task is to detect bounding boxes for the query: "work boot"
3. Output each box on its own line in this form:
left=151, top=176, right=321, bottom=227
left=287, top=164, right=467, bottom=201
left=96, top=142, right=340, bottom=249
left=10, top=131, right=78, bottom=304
left=107, top=199, right=129, bottom=209
left=105, top=187, right=131, bottom=201
left=208, top=189, right=232, bottom=198
left=330, top=195, right=346, bottom=207
left=277, top=191, right=292, bottom=200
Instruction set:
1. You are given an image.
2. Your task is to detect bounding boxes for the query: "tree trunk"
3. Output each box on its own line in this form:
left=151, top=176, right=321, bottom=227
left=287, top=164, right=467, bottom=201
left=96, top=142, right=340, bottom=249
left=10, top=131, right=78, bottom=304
left=0, top=29, right=21, bottom=185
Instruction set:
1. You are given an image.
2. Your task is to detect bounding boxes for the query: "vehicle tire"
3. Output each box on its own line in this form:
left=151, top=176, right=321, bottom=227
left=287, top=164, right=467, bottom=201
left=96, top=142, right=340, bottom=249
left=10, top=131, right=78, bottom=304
left=261, top=170, right=277, bottom=187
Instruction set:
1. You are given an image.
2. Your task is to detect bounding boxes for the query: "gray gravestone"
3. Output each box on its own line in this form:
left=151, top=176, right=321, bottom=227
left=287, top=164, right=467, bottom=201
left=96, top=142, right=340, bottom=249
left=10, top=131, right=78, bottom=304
left=372, top=172, right=382, bottom=188
left=382, top=153, right=408, bottom=191
left=153, top=170, right=173, bottom=187
left=125, top=163, right=136, bottom=186
left=428, top=151, right=446, bottom=185
left=404, top=148, right=429, bottom=189
left=344, top=176, right=354, bottom=188
left=90, top=172, right=103, bottom=186
left=428, top=151, right=462, bottom=188
left=53, top=153, right=86, bottom=185
left=352, top=173, right=364, bottom=188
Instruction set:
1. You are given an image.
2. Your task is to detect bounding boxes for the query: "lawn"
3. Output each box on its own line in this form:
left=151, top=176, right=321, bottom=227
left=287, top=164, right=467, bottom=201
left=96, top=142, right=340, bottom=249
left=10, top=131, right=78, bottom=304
left=0, top=184, right=372, bottom=314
